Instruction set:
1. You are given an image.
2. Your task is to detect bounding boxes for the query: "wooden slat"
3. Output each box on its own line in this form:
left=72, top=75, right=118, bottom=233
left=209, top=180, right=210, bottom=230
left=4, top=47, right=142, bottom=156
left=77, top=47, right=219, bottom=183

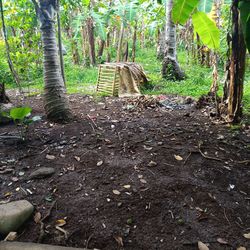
left=99, top=77, right=114, bottom=82
left=96, top=64, right=119, bottom=96
left=98, top=81, right=115, bottom=86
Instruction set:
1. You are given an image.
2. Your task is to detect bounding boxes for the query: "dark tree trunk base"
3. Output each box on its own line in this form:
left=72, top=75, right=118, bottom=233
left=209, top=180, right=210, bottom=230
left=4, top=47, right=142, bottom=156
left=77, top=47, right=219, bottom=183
left=162, top=57, right=185, bottom=81
left=0, top=83, right=10, bottom=104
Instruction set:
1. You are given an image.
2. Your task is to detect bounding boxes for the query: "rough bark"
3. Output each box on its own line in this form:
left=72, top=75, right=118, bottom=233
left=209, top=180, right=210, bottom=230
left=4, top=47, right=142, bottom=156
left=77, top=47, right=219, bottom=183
left=33, top=0, right=71, bottom=122
left=227, top=0, right=246, bottom=123
left=161, top=0, right=185, bottom=80
left=0, top=83, right=10, bottom=104
left=117, top=22, right=124, bottom=62
left=87, top=17, right=96, bottom=66
left=106, top=32, right=111, bottom=62
left=131, top=22, right=137, bottom=62
left=80, top=25, right=90, bottom=66
left=123, top=41, right=129, bottom=62
left=157, top=26, right=166, bottom=60
left=57, top=3, right=65, bottom=85
left=98, top=40, right=105, bottom=58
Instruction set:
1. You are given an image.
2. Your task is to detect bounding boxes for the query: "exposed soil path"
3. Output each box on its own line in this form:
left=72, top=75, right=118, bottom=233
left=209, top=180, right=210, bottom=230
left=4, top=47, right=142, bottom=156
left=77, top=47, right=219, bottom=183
left=0, top=94, right=249, bottom=250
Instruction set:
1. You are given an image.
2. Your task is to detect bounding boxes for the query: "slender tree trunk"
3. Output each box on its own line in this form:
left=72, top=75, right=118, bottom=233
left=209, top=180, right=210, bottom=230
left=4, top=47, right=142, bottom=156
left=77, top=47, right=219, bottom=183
left=123, top=41, right=129, bottom=62
left=98, top=40, right=105, bottom=58
left=227, top=0, right=246, bottom=123
left=157, top=25, right=166, bottom=59
left=33, top=0, right=71, bottom=121
left=162, top=0, right=185, bottom=80
left=209, top=0, right=221, bottom=95
left=80, top=25, right=90, bottom=66
left=0, top=83, right=10, bottom=103
left=131, top=22, right=137, bottom=62
left=117, top=22, right=124, bottom=62
left=87, top=17, right=96, bottom=66
left=57, top=1, right=65, bottom=85
left=0, top=0, right=22, bottom=92
left=106, top=31, right=111, bottom=62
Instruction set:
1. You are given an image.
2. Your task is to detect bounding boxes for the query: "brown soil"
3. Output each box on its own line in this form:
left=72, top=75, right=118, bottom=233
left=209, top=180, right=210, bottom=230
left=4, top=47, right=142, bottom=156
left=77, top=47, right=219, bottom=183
left=0, top=94, right=249, bottom=250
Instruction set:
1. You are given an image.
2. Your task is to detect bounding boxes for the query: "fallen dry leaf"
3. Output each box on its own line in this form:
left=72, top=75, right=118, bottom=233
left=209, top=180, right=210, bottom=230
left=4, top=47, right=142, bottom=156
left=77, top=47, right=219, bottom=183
left=4, top=232, right=17, bottom=241
left=243, top=233, right=250, bottom=239
left=74, top=156, right=81, bottom=162
left=123, top=185, right=131, bottom=189
left=46, top=154, right=56, bottom=160
left=217, top=238, right=228, bottom=245
left=237, top=247, right=246, bottom=250
left=113, top=190, right=121, bottom=195
left=140, top=179, right=147, bottom=184
left=174, top=155, right=183, bottom=161
left=198, top=241, right=209, bottom=250
left=55, top=219, right=66, bottom=227
left=97, top=160, right=103, bottom=167
left=34, top=212, right=41, bottom=224
left=114, top=236, right=124, bottom=247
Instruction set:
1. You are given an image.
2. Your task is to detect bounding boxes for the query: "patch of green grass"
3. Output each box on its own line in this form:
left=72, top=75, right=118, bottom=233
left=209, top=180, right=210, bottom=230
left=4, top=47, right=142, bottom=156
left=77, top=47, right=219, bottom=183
left=5, top=46, right=250, bottom=116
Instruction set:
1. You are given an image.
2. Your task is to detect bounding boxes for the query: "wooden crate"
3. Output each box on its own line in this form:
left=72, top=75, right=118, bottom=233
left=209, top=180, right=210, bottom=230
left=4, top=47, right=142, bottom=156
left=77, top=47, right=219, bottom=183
left=96, top=64, right=120, bottom=96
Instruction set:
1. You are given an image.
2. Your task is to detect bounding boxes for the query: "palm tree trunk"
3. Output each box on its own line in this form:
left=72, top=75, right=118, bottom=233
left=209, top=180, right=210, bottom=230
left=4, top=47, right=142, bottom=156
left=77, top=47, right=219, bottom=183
left=57, top=5, right=65, bottom=85
left=161, top=0, right=185, bottom=80
left=33, top=0, right=71, bottom=122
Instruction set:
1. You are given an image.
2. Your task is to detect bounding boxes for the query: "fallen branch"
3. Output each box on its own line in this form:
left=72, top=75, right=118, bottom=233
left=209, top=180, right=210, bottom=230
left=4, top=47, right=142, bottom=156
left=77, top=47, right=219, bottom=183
left=198, top=142, right=224, bottom=162
left=37, top=200, right=57, bottom=243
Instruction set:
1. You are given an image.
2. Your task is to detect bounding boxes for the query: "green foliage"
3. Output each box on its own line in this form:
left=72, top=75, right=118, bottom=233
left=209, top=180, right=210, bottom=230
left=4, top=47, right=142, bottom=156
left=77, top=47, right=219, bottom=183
left=239, top=1, right=250, bottom=53
left=172, top=0, right=199, bottom=25
left=0, top=0, right=42, bottom=82
left=0, top=40, right=13, bottom=84
left=246, top=15, right=250, bottom=53
left=198, top=0, right=213, bottom=13
left=9, top=107, right=32, bottom=121
left=192, top=11, right=220, bottom=50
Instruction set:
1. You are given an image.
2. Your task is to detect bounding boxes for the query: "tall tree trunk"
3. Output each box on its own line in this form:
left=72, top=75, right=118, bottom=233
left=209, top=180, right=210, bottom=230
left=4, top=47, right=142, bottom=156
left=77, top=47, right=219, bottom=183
left=33, top=0, right=71, bottom=121
left=98, top=40, right=105, bottom=58
left=57, top=1, right=65, bottom=85
left=227, top=0, right=246, bottom=123
left=162, top=0, right=185, bottom=80
left=80, top=25, right=90, bottom=66
left=106, top=31, right=111, bottom=62
left=117, top=22, right=124, bottom=62
left=0, top=0, right=22, bottom=92
left=209, top=0, right=222, bottom=95
left=131, top=22, right=137, bottom=62
left=87, top=17, right=96, bottom=66
left=157, top=25, right=166, bottom=59
left=123, top=41, right=129, bottom=62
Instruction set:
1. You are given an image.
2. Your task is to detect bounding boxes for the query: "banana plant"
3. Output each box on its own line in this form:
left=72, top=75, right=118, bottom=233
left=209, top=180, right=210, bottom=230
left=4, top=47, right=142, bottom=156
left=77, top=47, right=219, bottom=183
left=172, top=0, right=220, bottom=50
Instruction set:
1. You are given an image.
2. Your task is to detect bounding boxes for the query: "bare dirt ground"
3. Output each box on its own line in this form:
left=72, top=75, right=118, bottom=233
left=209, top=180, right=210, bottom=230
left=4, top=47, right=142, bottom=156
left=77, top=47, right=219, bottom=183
left=0, top=94, right=249, bottom=250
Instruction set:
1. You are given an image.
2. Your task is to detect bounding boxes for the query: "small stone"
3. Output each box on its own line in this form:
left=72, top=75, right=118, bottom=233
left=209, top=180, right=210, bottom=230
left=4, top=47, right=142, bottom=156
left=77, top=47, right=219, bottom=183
left=0, top=200, right=34, bottom=234
left=29, top=167, right=55, bottom=179
left=46, top=155, right=56, bottom=160
left=148, top=161, right=157, bottom=167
